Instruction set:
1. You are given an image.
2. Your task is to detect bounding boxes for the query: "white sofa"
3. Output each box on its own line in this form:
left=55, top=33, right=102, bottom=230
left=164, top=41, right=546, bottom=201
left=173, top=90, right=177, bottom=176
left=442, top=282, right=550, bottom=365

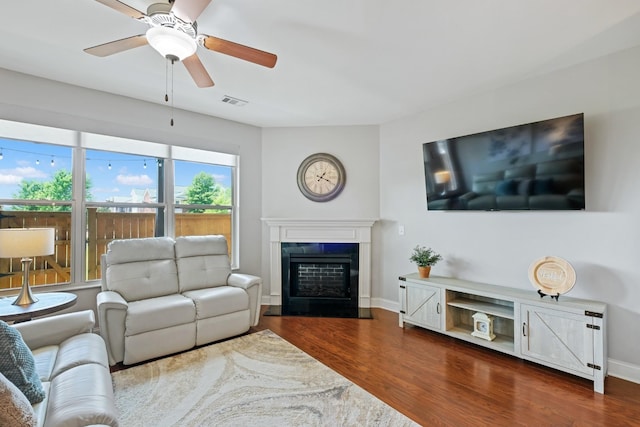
left=98, top=235, right=262, bottom=366
left=13, top=310, right=118, bottom=427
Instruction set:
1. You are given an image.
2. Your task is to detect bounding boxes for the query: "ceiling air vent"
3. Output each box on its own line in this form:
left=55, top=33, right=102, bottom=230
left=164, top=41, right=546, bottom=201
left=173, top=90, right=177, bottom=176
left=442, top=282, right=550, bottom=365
left=221, top=95, right=248, bottom=107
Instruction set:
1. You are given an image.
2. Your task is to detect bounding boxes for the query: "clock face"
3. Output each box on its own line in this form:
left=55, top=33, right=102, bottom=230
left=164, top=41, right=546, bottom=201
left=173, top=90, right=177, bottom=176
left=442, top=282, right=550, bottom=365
left=297, top=153, right=346, bottom=202
left=477, top=321, right=488, bottom=333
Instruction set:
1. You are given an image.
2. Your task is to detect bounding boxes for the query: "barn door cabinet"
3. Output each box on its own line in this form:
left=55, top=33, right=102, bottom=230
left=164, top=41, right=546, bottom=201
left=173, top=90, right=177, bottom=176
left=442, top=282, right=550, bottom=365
left=399, top=274, right=607, bottom=393
left=520, top=303, right=606, bottom=392
left=398, top=280, right=441, bottom=330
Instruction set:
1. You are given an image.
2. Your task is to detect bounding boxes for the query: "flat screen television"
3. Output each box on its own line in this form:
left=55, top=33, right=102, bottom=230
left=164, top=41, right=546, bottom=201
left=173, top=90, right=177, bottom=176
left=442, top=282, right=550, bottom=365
left=423, top=113, right=585, bottom=211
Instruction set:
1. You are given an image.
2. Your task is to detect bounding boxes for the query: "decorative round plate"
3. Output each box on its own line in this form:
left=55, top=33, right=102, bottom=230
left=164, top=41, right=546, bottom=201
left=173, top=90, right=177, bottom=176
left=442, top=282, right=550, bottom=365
left=528, top=256, right=576, bottom=295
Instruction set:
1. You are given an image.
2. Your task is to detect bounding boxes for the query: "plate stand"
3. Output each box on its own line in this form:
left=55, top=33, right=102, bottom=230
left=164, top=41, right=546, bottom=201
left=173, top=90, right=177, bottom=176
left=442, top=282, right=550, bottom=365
left=537, top=289, right=560, bottom=301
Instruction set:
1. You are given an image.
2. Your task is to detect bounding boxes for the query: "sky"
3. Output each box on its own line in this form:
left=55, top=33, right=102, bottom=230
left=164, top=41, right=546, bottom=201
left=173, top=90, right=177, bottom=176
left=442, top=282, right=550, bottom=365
left=0, top=138, right=232, bottom=203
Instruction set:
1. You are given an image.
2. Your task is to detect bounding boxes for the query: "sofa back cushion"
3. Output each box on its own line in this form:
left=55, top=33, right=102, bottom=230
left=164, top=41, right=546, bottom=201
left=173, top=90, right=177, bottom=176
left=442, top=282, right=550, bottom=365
left=471, top=171, right=504, bottom=194
left=175, top=235, right=231, bottom=292
left=535, top=158, right=584, bottom=194
left=105, top=237, right=179, bottom=301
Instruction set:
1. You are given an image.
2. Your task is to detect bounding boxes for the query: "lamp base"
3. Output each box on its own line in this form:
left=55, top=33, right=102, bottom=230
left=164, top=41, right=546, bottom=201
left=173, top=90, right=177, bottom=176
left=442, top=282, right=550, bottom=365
left=12, top=258, right=38, bottom=306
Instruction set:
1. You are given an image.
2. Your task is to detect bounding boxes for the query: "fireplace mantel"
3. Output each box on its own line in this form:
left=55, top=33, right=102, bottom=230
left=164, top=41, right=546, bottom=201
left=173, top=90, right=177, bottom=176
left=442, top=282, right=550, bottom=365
left=262, top=218, right=377, bottom=308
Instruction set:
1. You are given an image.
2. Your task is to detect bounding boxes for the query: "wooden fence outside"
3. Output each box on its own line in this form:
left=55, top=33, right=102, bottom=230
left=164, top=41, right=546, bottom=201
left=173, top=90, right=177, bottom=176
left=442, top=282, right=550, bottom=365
left=0, top=210, right=231, bottom=289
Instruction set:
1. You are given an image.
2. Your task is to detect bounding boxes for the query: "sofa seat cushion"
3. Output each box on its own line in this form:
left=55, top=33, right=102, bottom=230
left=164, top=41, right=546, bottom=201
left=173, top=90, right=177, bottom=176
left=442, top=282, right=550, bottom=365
left=184, top=286, right=249, bottom=319
left=126, top=294, right=195, bottom=336
left=31, top=333, right=109, bottom=383
left=51, top=334, right=109, bottom=379
left=31, top=346, right=57, bottom=383
left=496, top=195, right=529, bottom=210
left=467, top=194, right=497, bottom=210
left=44, top=364, right=118, bottom=427
left=33, top=382, right=49, bottom=427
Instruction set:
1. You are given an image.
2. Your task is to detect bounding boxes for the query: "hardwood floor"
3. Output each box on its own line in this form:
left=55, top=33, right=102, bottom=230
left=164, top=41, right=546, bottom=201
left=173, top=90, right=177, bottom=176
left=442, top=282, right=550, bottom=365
left=255, top=307, right=640, bottom=427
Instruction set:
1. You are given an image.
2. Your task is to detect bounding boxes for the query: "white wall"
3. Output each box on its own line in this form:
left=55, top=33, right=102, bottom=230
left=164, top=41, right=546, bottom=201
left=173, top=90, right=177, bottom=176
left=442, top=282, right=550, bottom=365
left=0, top=68, right=264, bottom=310
left=260, top=125, right=380, bottom=296
left=379, top=45, right=640, bottom=377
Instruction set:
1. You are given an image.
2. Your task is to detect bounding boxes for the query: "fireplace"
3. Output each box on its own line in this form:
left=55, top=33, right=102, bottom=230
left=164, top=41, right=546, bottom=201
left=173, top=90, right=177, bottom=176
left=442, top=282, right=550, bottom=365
left=282, top=242, right=358, bottom=317
left=262, top=218, right=377, bottom=318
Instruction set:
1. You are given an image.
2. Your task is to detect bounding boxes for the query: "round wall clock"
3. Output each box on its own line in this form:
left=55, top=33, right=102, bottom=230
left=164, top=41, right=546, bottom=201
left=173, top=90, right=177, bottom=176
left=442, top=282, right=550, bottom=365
left=296, top=153, right=346, bottom=202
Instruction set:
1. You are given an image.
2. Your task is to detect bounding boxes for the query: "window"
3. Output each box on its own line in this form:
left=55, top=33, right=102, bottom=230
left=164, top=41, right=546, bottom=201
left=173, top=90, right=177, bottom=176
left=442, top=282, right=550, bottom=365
left=0, top=120, right=239, bottom=291
left=174, top=160, right=234, bottom=258
left=84, top=149, right=164, bottom=280
left=0, top=138, right=74, bottom=289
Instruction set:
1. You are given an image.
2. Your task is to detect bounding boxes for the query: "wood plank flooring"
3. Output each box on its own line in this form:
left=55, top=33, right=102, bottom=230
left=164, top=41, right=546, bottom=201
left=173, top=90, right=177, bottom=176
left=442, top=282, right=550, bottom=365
left=255, top=307, right=640, bottom=427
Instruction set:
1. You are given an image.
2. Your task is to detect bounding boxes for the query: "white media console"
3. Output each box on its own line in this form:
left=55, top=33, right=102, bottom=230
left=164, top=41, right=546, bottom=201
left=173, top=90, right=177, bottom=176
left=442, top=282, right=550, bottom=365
left=399, top=274, right=607, bottom=393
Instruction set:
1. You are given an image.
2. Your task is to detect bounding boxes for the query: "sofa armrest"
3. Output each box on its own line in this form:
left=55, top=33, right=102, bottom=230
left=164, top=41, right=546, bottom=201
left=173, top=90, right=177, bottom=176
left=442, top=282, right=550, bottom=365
left=96, top=291, right=128, bottom=366
left=228, top=274, right=262, bottom=327
left=100, top=253, right=108, bottom=291
left=228, top=273, right=261, bottom=290
left=459, top=192, right=477, bottom=202
left=14, top=310, right=95, bottom=350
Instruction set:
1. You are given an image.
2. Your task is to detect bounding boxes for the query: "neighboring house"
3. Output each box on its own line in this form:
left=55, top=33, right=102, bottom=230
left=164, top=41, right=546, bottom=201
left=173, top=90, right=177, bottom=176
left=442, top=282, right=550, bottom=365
left=105, top=186, right=188, bottom=212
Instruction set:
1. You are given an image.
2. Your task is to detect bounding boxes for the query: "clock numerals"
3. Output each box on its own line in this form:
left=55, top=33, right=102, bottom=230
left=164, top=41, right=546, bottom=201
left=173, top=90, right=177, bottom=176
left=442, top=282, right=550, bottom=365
left=297, top=153, right=346, bottom=202
left=304, top=161, right=337, bottom=195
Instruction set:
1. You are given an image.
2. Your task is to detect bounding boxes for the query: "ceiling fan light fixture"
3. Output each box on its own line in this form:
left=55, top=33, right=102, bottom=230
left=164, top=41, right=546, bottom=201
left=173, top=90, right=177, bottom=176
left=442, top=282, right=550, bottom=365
left=146, top=26, right=197, bottom=61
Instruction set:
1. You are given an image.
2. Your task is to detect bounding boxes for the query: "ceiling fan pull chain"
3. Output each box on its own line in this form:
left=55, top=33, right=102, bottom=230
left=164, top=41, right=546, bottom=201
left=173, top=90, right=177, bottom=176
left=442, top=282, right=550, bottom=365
left=164, top=58, right=169, bottom=103
left=170, top=58, right=175, bottom=126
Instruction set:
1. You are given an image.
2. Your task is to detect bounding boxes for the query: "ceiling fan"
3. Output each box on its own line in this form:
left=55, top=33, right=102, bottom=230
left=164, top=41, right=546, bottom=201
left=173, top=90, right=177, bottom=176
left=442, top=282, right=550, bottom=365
left=84, top=0, right=278, bottom=88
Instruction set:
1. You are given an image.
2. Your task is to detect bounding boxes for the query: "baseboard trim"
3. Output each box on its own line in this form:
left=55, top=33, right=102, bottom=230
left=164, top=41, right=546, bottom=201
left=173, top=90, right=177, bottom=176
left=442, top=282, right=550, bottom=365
left=260, top=296, right=399, bottom=312
left=608, top=358, right=640, bottom=384
left=370, top=297, right=398, bottom=312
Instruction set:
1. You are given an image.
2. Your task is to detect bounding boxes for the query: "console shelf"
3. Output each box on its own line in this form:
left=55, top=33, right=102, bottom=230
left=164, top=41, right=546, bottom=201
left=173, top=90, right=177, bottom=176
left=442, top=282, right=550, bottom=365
left=447, top=297, right=514, bottom=320
left=446, top=326, right=515, bottom=353
left=399, top=273, right=607, bottom=393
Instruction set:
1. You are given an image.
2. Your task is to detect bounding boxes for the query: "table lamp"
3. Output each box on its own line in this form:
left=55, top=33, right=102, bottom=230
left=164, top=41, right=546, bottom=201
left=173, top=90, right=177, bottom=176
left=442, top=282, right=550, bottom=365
left=0, top=228, right=55, bottom=306
left=434, top=170, right=451, bottom=195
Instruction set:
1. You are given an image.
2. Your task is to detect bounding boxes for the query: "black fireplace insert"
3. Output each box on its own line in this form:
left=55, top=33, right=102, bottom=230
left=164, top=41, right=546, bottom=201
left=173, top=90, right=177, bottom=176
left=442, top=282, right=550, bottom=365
left=281, top=242, right=359, bottom=317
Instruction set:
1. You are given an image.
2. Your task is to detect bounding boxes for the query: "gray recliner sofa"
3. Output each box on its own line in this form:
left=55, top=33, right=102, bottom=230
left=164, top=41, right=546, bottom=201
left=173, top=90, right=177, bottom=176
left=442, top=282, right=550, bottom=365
left=459, top=158, right=584, bottom=210
left=13, top=310, right=118, bottom=427
left=97, top=235, right=262, bottom=366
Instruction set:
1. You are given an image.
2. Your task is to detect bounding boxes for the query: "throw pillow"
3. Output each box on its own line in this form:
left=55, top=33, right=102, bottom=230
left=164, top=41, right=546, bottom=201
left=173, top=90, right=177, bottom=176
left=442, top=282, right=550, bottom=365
left=532, top=178, right=554, bottom=195
left=517, top=178, right=533, bottom=196
left=0, top=372, right=37, bottom=427
left=495, top=179, right=518, bottom=196
left=0, top=321, right=46, bottom=404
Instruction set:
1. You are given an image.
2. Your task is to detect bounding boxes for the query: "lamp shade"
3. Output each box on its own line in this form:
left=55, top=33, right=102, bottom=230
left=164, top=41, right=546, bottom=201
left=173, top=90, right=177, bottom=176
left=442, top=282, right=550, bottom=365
left=0, top=228, right=55, bottom=258
left=146, top=26, right=197, bottom=61
left=434, top=170, right=451, bottom=184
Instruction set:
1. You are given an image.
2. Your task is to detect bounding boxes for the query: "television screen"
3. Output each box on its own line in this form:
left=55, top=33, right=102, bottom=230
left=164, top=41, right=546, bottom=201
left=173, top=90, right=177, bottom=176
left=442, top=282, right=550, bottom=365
left=423, top=113, right=585, bottom=211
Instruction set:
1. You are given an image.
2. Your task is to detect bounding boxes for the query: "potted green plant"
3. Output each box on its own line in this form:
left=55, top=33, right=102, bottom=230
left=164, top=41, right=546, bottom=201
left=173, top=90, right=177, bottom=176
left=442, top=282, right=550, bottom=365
left=409, top=245, right=442, bottom=278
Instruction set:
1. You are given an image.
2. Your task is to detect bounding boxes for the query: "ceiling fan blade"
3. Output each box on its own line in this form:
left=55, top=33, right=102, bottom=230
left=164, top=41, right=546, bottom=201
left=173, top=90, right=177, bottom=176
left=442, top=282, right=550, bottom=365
left=201, top=35, right=277, bottom=68
left=84, top=35, right=148, bottom=57
left=171, top=0, right=212, bottom=23
left=183, top=54, right=214, bottom=88
left=94, top=0, right=145, bottom=19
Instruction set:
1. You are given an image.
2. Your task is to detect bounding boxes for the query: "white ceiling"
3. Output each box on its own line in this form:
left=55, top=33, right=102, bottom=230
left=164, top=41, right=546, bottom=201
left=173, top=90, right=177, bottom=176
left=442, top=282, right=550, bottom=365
left=3, top=1, right=640, bottom=128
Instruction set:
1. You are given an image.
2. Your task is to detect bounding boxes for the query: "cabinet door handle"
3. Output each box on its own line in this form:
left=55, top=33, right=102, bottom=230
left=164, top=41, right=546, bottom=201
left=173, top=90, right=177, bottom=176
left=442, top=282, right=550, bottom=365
left=437, top=302, right=441, bottom=314
left=522, top=322, right=527, bottom=337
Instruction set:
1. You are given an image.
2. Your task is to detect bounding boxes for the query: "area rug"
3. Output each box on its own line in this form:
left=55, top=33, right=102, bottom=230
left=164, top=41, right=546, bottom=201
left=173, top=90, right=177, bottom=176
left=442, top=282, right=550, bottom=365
left=111, top=329, right=419, bottom=426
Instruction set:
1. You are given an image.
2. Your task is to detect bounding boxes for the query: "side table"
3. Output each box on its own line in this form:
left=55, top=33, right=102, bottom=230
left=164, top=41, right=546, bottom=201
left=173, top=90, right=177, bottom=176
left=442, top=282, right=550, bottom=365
left=0, top=292, right=77, bottom=323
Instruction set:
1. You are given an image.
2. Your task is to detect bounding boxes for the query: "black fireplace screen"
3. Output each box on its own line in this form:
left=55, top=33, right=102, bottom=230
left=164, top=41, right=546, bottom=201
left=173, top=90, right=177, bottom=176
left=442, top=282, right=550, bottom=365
left=281, top=242, right=359, bottom=317
left=290, top=258, right=350, bottom=298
